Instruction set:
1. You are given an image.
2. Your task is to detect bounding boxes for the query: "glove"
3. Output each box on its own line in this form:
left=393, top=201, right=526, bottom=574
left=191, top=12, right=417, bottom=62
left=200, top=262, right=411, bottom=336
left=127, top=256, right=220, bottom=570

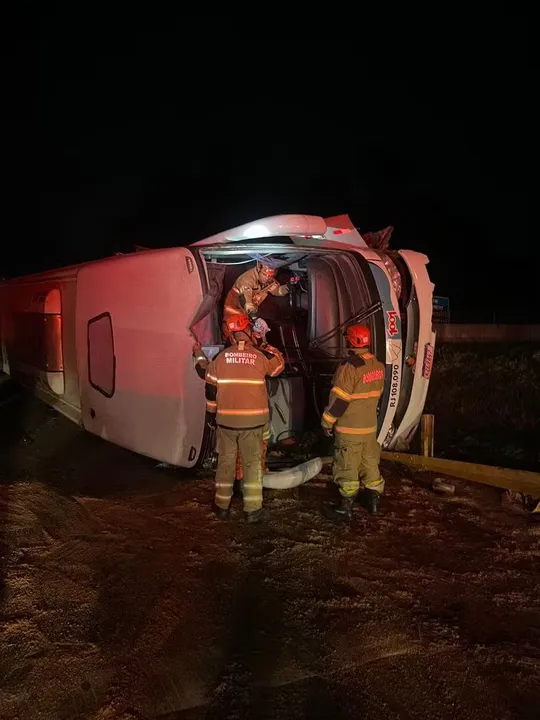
left=322, top=427, right=333, bottom=438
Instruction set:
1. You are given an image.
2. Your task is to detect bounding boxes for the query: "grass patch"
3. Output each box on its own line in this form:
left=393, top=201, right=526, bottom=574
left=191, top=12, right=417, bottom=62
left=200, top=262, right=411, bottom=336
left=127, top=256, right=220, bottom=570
left=425, top=344, right=540, bottom=471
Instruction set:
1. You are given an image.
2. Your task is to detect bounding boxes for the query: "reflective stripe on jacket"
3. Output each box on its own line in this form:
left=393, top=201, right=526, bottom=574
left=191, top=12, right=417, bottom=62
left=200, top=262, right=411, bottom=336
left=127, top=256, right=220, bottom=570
left=205, top=340, right=285, bottom=428
left=223, top=267, right=289, bottom=317
left=321, top=349, right=385, bottom=436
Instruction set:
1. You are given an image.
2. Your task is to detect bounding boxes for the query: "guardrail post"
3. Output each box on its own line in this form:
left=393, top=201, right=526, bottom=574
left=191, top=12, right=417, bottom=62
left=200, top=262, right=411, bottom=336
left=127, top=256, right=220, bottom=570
left=421, top=414, right=434, bottom=457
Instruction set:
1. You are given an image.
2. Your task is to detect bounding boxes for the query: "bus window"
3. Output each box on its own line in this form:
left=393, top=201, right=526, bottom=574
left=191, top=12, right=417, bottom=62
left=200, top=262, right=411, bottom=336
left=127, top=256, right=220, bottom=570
left=12, top=311, right=63, bottom=372
left=88, top=312, right=115, bottom=398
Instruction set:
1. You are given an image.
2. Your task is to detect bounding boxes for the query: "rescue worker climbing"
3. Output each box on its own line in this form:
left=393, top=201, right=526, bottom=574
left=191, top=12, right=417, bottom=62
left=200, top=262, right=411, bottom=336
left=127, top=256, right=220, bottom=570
left=321, top=323, right=385, bottom=521
left=223, top=261, right=290, bottom=324
left=204, top=313, right=285, bottom=523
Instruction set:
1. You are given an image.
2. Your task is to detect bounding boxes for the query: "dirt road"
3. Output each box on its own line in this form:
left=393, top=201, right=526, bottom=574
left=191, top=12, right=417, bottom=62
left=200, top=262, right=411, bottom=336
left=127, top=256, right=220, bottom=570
left=1, top=394, right=539, bottom=719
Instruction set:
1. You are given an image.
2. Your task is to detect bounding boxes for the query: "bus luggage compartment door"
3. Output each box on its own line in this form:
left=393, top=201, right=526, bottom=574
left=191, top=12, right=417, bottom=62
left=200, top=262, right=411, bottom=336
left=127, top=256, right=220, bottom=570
left=75, top=248, right=206, bottom=467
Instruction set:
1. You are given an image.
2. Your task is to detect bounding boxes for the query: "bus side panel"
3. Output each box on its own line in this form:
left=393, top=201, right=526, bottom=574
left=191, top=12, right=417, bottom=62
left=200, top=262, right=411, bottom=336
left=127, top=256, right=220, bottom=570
left=76, top=248, right=206, bottom=468
left=58, top=278, right=81, bottom=414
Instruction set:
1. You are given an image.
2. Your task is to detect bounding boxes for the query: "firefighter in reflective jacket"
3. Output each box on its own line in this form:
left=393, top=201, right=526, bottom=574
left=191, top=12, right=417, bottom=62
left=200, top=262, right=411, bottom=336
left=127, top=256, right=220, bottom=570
left=321, top=323, right=385, bottom=521
left=193, top=321, right=273, bottom=482
left=223, top=262, right=289, bottom=323
left=234, top=318, right=273, bottom=481
left=205, top=313, right=285, bottom=523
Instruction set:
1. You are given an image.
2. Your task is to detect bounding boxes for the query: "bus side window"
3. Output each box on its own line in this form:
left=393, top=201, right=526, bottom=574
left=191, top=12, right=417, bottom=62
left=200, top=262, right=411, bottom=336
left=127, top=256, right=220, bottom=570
left=88, top=313, right=116, bottom=398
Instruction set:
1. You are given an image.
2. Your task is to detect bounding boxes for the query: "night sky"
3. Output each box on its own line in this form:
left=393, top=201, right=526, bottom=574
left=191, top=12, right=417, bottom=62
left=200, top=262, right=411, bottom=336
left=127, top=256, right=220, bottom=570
left=30, top=12, right=532, bottom=321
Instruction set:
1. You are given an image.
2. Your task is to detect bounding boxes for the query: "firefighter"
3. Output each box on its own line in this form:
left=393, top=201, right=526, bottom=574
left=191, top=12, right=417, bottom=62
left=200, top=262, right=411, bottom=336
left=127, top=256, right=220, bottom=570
left=223, top=261, right=290, bottom=325
left=193, top=319, right=274, bottom=482
left=321, top=323, right=386, bottom=521
left=205, top=313, right=285, bottom=523
left=235, top=318, right=273, bottom=482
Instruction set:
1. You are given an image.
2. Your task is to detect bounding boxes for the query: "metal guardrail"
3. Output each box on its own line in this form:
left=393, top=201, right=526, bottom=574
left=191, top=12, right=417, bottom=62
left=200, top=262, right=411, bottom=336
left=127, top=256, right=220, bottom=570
left=380, top=451, right=540, bottom=497
left=320, top=448, right=540, bottom=497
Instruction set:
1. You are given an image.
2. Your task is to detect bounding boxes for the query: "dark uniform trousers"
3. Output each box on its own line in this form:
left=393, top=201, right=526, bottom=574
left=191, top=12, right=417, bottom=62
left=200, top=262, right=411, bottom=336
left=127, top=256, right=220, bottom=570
left=215, top=426, right=264, bottom=512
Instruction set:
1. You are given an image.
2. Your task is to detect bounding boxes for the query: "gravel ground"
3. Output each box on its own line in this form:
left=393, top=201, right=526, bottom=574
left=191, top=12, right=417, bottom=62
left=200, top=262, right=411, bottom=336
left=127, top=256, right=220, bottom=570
left=1, top=391, right=539, bottom=719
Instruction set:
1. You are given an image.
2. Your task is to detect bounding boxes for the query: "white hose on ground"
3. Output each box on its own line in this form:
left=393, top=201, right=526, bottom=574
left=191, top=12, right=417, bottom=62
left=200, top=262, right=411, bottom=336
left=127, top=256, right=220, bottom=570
left=262, top=457, right=323, bottom=490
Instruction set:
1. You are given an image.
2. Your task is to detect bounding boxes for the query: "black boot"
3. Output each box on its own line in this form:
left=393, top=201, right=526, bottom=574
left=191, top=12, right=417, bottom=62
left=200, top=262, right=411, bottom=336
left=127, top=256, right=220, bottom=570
left=212, top=503, right=229, bottom=520
left=362, top=489, right=380, bottom=515
left=246, top=508, right=267, bottom=524
left=323, top=494, right=356, bottom=523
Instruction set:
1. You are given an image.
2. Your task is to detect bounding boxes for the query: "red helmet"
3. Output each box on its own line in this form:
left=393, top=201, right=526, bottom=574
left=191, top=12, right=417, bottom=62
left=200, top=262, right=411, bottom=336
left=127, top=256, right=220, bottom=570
left=226, top=313, right=251, bottom=334
left=346, top=323, right=371, bottom=348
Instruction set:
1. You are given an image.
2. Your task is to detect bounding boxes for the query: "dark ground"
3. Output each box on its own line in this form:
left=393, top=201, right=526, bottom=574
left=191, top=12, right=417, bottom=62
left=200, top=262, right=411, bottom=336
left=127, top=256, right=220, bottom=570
left=1, top=388, right=539, bottom=720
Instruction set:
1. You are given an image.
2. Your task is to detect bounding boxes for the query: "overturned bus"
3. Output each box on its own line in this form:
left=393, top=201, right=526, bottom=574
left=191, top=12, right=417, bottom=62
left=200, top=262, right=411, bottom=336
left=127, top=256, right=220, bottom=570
left=0, top=214, right=436, bottom=468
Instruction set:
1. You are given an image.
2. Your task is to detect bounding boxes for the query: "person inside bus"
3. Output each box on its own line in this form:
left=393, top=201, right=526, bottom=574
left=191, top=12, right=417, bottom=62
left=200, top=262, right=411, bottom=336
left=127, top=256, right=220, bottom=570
left=223, top=261, right=292, bottom=325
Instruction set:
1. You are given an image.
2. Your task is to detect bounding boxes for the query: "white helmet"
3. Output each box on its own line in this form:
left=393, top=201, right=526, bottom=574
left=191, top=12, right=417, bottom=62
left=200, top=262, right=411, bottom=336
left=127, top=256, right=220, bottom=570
left=252, top=317, right=270, bottom=341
